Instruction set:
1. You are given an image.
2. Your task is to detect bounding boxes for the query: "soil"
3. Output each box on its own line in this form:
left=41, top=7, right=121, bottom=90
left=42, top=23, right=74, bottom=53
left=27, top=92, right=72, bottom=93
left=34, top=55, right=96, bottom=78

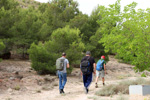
left=0, top=55, right=150, bottom=100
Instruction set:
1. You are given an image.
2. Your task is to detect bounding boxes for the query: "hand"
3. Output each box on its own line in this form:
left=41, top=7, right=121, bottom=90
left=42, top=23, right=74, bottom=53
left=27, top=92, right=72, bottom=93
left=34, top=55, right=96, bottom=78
left=105, top=71, right=107, bottom=74
left=80, top=72, right=83, bottom=76
left=93, top=71, right=96, bottom=75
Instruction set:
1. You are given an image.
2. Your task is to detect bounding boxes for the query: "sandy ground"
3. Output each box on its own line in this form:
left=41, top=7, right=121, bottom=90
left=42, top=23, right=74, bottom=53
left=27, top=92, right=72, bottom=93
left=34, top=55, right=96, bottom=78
left=0, top=55, right=150, bottom=100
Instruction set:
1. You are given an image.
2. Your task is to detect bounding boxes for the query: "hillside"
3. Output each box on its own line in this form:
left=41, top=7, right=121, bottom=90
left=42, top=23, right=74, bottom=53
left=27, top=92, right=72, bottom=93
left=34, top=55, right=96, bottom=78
left=15, top=0, right=41, bottom=8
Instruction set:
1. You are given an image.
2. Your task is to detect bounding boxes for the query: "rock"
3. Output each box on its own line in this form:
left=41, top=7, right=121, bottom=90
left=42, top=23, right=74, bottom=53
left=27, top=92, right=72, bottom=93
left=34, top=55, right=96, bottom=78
left=7, top=88, right=13, bottom=92
left=10, top=77, right=15, bottom=80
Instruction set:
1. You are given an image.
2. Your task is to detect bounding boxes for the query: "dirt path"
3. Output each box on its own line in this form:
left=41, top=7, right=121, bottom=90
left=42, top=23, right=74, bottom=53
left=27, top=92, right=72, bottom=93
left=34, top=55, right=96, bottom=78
left=0, top=55, right=150, bottom=100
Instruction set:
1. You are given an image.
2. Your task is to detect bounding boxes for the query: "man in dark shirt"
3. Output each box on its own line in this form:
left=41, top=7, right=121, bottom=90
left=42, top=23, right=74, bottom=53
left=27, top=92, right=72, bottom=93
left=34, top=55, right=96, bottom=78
left=81, top=51, right=96, bottom=94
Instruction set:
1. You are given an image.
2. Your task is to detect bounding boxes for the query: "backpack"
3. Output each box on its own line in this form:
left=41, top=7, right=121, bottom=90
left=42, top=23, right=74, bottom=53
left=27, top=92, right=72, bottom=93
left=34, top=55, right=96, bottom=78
left=56, top=57, right=65, bottom=71
left=80, top=57, right=91, bottom=75
left=96, top=59, right=104, bottom=71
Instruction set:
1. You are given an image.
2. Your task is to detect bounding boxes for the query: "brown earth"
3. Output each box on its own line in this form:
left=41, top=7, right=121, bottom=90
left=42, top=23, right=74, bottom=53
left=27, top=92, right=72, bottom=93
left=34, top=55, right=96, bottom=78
left=0, top=55, right=150, bottom=100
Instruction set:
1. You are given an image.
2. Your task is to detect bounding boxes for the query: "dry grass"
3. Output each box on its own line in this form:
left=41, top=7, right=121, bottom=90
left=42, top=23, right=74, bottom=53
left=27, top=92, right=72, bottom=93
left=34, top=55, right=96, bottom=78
left=95, top=78, right=150, bottom=96
left=116, top=94, right=129, bottom=100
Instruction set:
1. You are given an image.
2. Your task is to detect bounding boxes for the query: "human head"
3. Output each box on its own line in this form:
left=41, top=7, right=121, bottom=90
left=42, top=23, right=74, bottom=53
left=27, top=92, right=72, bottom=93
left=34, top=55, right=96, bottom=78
left=86, top=51, right=91, bottom=56
left=62, top=52, right=66, bottom=57
left=101, top=55, right=105, bottom=59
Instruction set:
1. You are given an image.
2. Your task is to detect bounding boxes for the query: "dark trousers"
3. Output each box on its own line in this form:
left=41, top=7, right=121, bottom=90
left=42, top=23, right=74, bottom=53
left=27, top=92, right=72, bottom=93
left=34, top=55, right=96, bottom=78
left=83, top=73, right=93, bottom=88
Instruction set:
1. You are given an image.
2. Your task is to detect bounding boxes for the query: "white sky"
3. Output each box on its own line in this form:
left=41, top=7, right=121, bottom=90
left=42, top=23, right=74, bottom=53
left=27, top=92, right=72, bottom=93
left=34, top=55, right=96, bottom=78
left=35, top=0, right=150, bottom=15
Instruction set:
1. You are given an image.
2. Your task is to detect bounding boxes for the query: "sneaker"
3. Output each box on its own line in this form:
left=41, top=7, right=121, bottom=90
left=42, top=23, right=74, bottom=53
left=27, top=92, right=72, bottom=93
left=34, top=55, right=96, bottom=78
left=62, top=89, right=65, bottom=93
left=60, top=89, right=63, bottom=94
left=95, top=83, right=98, bottom=88
left=85, top=87, right=88, bottom=94
left=103, top=83, right=105, bottom=86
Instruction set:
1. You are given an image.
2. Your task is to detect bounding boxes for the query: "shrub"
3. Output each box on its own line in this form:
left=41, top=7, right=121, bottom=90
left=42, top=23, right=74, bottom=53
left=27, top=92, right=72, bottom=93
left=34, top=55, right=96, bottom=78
left=0, top=41, right=5, bottom=61
left=28, top=26, right=85, bottom=74
left=28, top=42, right=56, bottom=74
left=141, top=73, right=146, bottom=77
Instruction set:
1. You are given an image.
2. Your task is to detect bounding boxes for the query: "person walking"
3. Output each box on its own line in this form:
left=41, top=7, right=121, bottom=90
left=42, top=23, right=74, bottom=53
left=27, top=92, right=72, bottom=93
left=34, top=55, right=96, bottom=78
left=80, top=51, right=96, bottom=94
left=95, top=55, right=106, bottom=88
left=56, top=52, right=69, bottom=94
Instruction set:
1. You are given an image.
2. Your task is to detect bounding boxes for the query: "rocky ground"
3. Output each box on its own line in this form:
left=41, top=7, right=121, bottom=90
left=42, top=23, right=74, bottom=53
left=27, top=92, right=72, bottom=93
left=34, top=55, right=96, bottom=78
left=0, top=55, right=150, bottom=100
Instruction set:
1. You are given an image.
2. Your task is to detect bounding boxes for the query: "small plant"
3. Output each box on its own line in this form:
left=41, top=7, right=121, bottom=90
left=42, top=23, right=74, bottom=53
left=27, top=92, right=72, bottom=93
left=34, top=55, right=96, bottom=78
left=14, top=85, right=20, bottom=91
left=52, top=82, right=58, bottom=86
left=141, top=73, right=146, bottom=77
left=36, top=90, right=41, bottom=93
left=117, top=75, right=124, bottom=79
left=42, top=85, right=52, bottom=91
left=88, top=96, right=98, bottom=100
left=6, top=98, right=12, bottom=100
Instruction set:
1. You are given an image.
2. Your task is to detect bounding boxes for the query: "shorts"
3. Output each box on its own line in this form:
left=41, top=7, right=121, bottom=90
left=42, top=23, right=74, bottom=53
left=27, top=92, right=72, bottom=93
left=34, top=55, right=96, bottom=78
left=96, top=70, right=105, bottom=78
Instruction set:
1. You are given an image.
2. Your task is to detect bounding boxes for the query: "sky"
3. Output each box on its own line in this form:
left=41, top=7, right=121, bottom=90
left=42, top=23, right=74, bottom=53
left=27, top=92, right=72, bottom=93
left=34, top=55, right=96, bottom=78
left=35, top=0, right=150, bottom=15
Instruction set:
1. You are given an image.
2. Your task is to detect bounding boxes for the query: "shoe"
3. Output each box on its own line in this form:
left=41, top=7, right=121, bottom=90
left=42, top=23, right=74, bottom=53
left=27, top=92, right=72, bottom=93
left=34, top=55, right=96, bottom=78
left=85, top=87, right=88, bottom=94
left=95, top=83, right=98, bottom=88
left=62, top=89, right=65, bottom=93
left=60, top=89, right=63, bottom=94
left=60, top=89, right=64, bottom=94
left=103, top=83, right=105, bottom=86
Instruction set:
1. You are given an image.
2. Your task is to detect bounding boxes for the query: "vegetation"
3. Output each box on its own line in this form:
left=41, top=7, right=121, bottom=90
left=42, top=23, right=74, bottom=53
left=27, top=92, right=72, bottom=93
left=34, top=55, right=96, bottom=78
left=0, top=0, right=150, bottom=74
left=28, top=26, right=84, bottom=74
left=95, top=78, right=150, bottom=96
left=0, top=40, right=5, bottom=61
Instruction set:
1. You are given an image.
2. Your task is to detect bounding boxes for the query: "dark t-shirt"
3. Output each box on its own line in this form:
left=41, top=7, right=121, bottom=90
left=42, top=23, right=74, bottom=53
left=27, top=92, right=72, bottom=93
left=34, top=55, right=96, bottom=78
left=81, top=56, right=95, bottom=72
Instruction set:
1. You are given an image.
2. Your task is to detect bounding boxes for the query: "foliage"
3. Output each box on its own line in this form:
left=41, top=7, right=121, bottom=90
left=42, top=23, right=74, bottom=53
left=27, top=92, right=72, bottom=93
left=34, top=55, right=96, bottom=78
left=141, top=73, right=146, bottom=77
left=3, top=0, right=150, bottom=74
left=28, top=26, right=85, bottom=74
left=28, top=42, right=56, bottom=74
left=0, top=40, right=5, bottom=61
left=0, top=41, right=5, bottom=52
left=98, top=0, right=150, bottom=72
left=9, top=7, right=41, bottom=58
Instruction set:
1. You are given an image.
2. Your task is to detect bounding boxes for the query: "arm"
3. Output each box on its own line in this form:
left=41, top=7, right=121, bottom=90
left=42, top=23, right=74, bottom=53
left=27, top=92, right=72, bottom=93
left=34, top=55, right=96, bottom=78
left=67, top=63, right=69, bottom=68
left=103, top=64, right=106, bottom=74
left=93, top=63, right=96, bottom=74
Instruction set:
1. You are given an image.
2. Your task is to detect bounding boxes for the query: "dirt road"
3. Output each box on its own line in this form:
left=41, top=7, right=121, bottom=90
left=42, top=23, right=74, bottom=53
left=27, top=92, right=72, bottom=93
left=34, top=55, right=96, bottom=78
left=0, top=55, right=150, bottom=100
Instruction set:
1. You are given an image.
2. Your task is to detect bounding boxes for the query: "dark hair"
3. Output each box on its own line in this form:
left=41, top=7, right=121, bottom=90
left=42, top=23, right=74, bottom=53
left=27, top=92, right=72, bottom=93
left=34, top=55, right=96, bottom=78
left=86, top=51, right=91, bottom=55
left=62, top=52, right=66, bottom=56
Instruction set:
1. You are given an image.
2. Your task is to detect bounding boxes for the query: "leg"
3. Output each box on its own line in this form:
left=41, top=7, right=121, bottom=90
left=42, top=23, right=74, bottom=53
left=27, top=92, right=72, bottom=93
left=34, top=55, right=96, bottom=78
left=58, top=71, right=63, bottom=92
left=62, top=73, right=67, bottom=91
left=101, top=70, right=105, bottom=85
left=95, top=70, right=99, bottom=88
left=83, top=73, right=92, bottom=93
left=83, top=74, right=87, bottom=88
left=95, top=70, right=100, bottom=83
left=102, top=77, right=105, bottom=83
left=84, top=73, right=92, bottom=88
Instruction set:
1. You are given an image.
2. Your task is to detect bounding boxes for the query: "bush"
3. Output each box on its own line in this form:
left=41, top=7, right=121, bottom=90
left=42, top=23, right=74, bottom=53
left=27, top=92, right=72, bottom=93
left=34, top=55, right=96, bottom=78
left=28, top=42, right=57, bottom=74
left=28, top=26, right=85, bottom=74
left=0, top=41, right=5, bottom=61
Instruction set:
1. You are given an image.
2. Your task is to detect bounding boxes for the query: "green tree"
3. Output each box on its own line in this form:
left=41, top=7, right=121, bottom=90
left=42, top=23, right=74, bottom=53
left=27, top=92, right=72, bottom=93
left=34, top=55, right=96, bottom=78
left=28, top=26, right=85, bottom=74
left=85, top=6, right=109, bottom=59
left=9, top=7, right=42, bottom=58
left=0, top=0, right=19, bottom=55
left=41, top=0, right=80, bottom=40
left=99, top=0, right=150, bottom=72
